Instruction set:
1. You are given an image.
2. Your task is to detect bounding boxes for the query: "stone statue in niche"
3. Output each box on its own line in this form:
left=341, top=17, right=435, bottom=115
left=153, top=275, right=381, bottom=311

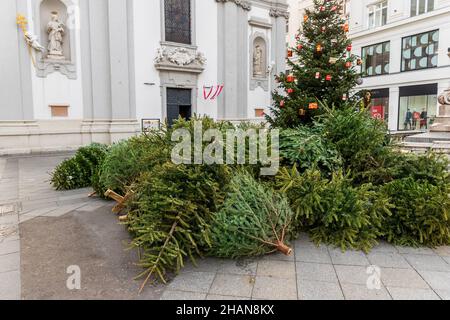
left=47, top=11, right=65, bottom=60
left=253, top=44, right=264, bottom=77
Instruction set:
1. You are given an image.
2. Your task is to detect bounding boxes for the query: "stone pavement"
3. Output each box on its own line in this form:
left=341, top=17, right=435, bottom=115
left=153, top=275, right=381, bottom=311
left=160, top=235, right=450, bottom=300
left=1, top=153, right=450, bottom=300
left=0, top=154, right=108, bottom=300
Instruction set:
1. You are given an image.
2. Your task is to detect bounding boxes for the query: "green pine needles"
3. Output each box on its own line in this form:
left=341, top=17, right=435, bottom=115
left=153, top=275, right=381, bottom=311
left=51, top=143, right=109, bottom=190
left=268, top=0, right=360, bottom=128
left=209, top=172, right=294, bottom=258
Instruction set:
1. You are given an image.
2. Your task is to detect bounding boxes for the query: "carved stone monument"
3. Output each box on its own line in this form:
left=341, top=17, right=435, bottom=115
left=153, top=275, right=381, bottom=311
left=253, top=44, right=264, bottom=77
left=430, top=87, right=450, bottom=132
left=46, top=11, right=65, bottom=60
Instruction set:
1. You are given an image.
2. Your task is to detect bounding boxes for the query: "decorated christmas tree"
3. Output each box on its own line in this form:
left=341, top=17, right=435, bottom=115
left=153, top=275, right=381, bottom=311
left=267, top=0, right=361, bottom=128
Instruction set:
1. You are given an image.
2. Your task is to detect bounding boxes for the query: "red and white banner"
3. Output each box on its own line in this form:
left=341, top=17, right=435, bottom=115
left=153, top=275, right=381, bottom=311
left=203, top=85, right=224, bottom=100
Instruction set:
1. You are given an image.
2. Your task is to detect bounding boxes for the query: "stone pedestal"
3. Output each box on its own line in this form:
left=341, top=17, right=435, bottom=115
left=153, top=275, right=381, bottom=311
left=430, top=88, right=450, bottom=132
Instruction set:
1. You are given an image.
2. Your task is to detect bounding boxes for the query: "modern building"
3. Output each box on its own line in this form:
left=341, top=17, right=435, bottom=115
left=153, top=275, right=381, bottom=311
left=0, top=0, right=288, bottom=154
left=349, top=0, right=450, bottom=132
left=286, top=0, right=450, bottom=133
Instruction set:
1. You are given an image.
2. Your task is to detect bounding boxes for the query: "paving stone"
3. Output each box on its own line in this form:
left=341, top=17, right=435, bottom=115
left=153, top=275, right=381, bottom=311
left=370, top=241, right=399, bottom=253
left=160, top=290, right=206, bottom=300
left=77, top=201, right=107, bottom=213
left=0, top=240, right=20, bottom=256
left=206, top=295, right=250, bottom=300
left=20, top=200, right=59, bottom=213
left=387, top=287, right=440, bottom=300
left=433, top=246, right=450, bottom=257
left=295, top=246, right=332, bottom=264
left=19, top=206, right=59, bottom=218
left=209, top=274, right=254, bottom=298
left=335, top=265, right=369, bottom=285
left=395, top=246, right=435, bottom=255
left=294, top=235, right=325, bottom=249
left=329, top=249, right=370, bottom=266
left=435, top=289, right=450, bottom=300
left=367, top=252, right=411, bottom=269
left=217, top=259, right=257, bottom=276
left=183, top=258, right=224, bottom=273
left=0, top=225, right=18, bottom=239
left=443, top=257, right=450, bottom=265
left=0, top=270, right=20, bottom=300
left=167, top=272, right=215, bottom=293
left=341, top=283, right=391, bottom=300
left=0, top=159, right=6, bottom=178
left=0, top=252, right=20, bottom=273
left=418, top=271, right=450, bottom=291
left=19, top=214, right=37, bottom=224
left=0, top=234, right=20, bottom=243
left=404, top=254, right=450, bottom=272
left=298, top=280, right=344, bottom=300
left=42, top=203, right=89, bottom=217
left=0, top=215, right=19, bottom=226
left=296, top=262, right=338, bottom=283
left=256, top=260, right=296, bottom=279
left=380, top=268, right=429, bottom=289
left=262, top=250, right=295, bottom=262
left=252, top=276, right=297, bottom=300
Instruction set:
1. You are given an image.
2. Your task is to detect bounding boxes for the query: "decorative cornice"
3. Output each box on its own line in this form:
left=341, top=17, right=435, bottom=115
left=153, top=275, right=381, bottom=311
left=269, top=8, right=289, bottom=19
left=215, top=0, right=252, bottom=11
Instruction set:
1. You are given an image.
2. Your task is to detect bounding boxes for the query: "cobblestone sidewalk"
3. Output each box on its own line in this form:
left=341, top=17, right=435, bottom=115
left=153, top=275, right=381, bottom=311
left=0, top=154, right=105, bottom=300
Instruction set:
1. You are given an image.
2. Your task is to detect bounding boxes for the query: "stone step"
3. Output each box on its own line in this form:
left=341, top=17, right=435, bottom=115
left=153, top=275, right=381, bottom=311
left=400, top=142, right=450, bottom=155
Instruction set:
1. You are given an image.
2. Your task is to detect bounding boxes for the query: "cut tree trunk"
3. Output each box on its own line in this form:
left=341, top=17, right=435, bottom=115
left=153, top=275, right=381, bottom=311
left=276, top=241, right=293, bottom=256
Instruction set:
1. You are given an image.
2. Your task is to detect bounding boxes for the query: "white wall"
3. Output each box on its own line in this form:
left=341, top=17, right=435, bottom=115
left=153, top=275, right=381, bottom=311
left=132, top=0, right=163, bottom=122
left=27, top=0, right=84, bottom=120
left=195, top=0, right=219, bottom=119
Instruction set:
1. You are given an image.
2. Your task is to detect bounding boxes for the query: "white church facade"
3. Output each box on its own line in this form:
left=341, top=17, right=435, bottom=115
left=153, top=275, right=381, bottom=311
left=0, top=0, right=288, bottom=154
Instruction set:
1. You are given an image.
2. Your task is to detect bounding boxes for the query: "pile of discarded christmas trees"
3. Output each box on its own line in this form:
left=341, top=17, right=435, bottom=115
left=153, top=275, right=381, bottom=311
left=50, top=0, right=450, bottom=290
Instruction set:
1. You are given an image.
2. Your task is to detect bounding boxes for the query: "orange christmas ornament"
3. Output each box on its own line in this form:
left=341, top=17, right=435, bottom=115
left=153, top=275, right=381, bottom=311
left=309, top=102, right=318, bottom=110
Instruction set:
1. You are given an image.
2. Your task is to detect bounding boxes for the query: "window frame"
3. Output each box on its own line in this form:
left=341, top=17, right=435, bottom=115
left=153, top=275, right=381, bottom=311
left=361, top=41, right=391, bottom=78
left=400, top=29, right=439, bottom=72
left=410, top=0, right=434, bottom=17
left=368, top=1, right=388, bottom=29
left=162, top=0, right=193, bottom=45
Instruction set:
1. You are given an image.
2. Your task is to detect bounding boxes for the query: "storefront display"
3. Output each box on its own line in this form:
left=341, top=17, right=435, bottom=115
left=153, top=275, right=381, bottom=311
left=398, top=84, right=437, bottom=131
left=369, top=88, right=389, bottom=123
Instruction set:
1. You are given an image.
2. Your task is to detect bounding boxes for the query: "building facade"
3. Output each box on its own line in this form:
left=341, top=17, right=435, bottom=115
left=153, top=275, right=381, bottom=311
left=349, top=0, right=450, bottom=132
left=286, top=0, right=450, bottom=132
left=0, top=0, right=288, bottom=154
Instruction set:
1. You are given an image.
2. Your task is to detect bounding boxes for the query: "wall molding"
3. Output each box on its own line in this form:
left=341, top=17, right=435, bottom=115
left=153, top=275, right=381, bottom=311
left=215, top=0, right=252, bottom=11
left=249, top=31, right=269, bottom=91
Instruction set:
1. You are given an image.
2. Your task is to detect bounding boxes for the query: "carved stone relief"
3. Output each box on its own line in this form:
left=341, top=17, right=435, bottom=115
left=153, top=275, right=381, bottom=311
left=155, top=44, right=206, bottom=73
left=46, top=11, right=65, bottom=60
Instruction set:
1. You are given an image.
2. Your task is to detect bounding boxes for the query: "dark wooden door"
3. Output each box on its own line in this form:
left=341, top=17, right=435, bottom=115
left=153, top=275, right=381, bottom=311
left=166, top=88, right=192, bottom=126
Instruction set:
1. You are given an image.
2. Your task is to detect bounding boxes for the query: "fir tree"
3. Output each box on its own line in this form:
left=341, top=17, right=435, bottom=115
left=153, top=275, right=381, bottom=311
left=268, top=0, right=361, bottom=128
left=209, top=172, right=294, bottom=258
